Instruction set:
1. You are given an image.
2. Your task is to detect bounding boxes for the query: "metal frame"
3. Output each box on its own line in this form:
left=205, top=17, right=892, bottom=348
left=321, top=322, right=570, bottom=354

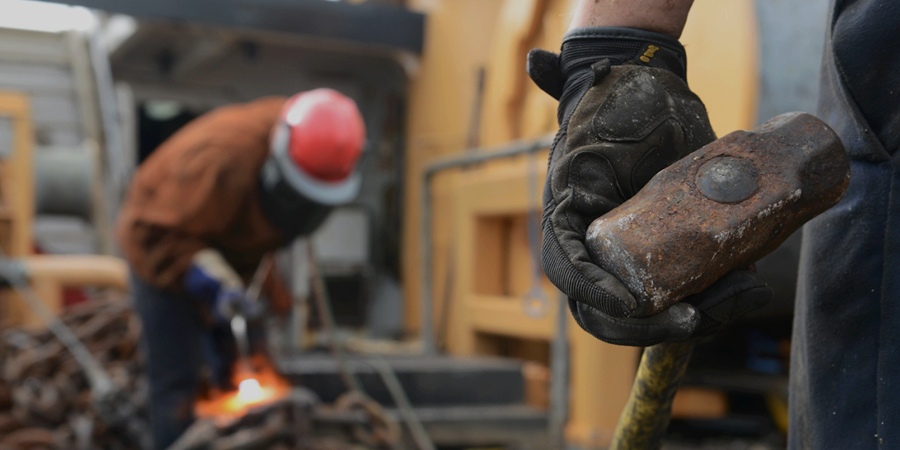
left=418, top=134, right=555, bottom=354
left=40, top=0, right=425, bottom=54
left=418, top=133, right=567, bottom=445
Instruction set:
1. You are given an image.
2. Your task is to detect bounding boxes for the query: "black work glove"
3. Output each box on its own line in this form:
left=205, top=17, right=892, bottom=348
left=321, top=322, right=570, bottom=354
left=529, top=27, right=772, bottom=347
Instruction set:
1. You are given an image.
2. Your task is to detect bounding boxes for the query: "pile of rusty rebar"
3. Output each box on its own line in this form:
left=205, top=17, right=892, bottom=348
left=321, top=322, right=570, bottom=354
left=0, top=298, right=149, bottom=450
left=170, top=389, right=398, bottom=450
left=0, top=296, right=403, bottom=450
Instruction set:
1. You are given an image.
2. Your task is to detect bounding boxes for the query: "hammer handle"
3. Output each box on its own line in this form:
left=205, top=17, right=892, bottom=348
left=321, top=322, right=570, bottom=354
left=610, top=340, right=696, bottom=450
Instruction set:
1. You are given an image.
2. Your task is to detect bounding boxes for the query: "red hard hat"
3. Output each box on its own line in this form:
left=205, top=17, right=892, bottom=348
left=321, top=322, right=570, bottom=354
left=278, top=89, right=366, bottom=182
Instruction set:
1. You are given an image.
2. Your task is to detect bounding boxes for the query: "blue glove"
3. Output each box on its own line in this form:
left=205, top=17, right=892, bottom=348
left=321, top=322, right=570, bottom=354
left=184, top=249, right=262, bottom=324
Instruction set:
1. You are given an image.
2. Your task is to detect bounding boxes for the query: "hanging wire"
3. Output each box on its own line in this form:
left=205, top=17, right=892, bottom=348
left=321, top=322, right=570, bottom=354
left=306, top=244, right=436, bottom=450
left=367, top=356, right=437, bottom=450
left=306, top=244, right=364, bottom=394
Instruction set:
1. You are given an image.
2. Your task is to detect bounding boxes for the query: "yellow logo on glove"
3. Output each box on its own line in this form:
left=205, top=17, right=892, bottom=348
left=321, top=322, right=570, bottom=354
left=640, top=45, right=660, bottom=63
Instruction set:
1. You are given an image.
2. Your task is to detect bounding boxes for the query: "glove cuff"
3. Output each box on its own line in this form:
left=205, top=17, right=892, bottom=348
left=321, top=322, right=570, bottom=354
left=556, top=27, right=687, bottom=125
left=561, top=27, right=687, bottom=80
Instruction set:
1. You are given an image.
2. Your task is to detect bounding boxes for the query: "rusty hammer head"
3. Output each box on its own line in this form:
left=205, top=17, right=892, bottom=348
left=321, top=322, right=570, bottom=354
left=585, top=112, right=850, bottom=317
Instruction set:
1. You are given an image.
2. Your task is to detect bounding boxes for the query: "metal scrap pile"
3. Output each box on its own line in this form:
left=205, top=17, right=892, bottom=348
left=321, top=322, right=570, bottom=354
left=0, top=298, right=149, bottom=450
left=170, top=390, right=319, bottom=450
left=170, top=389, right=400, bottom=450
left=0, top=295, right=404, bottom=450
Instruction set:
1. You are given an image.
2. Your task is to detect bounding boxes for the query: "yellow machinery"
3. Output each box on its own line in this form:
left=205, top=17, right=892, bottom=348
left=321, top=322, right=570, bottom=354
left=0, top=91, right=128, bottom=328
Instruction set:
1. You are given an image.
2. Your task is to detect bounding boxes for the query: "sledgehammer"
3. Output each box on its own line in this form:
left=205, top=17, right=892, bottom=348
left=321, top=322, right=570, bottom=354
left=584, top=112, right=850, bottom=449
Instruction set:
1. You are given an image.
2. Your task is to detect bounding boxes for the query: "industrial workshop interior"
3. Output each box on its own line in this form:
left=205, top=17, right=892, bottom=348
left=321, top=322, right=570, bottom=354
left=0, top=0, right=865, bottom=449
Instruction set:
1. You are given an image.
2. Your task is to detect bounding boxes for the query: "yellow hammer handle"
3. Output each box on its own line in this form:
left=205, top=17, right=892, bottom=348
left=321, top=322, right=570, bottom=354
left=610, top=340, right=697, bottom=450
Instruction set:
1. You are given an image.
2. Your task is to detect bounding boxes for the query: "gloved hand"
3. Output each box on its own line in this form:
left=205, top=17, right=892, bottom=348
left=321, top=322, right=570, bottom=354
left=184, top=249, right=263, bottom=324
left=529, top=27, right=772, bottom=347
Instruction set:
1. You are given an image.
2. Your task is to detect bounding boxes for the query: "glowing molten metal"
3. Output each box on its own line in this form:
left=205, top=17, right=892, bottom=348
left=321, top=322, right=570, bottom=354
left=238, top=378, right=265, bottom=404
left=195, top=356, right=290, bottom=419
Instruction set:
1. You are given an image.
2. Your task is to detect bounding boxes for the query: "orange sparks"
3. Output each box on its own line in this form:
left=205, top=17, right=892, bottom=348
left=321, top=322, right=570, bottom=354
left=195, top=355, right=291, bottom=419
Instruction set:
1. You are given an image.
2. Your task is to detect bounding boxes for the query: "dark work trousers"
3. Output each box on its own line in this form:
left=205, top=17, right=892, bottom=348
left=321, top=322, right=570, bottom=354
left=790, top=1, right=900, bottom=449
left=131, top=274, right=236, bottom=450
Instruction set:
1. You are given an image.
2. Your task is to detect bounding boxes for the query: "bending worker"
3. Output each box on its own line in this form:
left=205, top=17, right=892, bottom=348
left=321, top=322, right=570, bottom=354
left=530, top=0, right=897, bottom=448
left=116, top=89, right=366, bottom=449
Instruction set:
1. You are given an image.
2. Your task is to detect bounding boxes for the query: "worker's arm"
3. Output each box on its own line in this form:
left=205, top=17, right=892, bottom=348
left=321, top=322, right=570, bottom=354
left=183, top=248, right=263, bottom=324
left=117, top=134, right=270, bottom=292
left=531, top=1, right=771, bottom=346
left=569, top=0, right=694, bottom=38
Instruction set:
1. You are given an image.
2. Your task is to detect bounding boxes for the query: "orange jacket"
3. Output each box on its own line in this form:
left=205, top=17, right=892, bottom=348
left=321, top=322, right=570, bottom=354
left=117, top=97, right=291, bottom=309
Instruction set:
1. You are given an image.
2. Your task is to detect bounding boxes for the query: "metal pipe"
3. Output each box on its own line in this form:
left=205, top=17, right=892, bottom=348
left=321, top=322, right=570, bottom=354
left=308, top=243, right=364, bottom=394
left=20, top=255, right=129, bottom=290
left=548, top=291, right=570, bottom=450
left=0, top=258, right=114, bottom=398
left=232, top=254, right=273, bottom=374
left=418, top=134, right=554, bottom=354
